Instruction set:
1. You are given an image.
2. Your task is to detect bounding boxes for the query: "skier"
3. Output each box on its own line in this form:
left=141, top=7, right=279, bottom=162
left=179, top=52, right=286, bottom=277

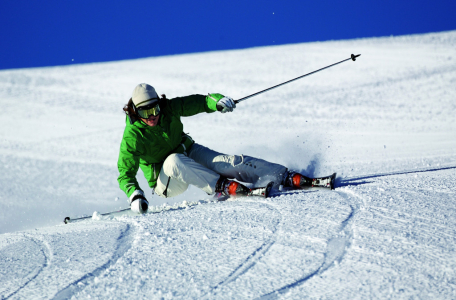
left=118, top=83, right=334, bottom=214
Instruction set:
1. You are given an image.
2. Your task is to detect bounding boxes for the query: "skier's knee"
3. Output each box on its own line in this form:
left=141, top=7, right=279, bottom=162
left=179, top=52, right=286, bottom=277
left=231, top=154, right=244, bottom=166
left=163, top=153, right=187, bottom=177
left=164, top=153, right=181, bottom=167
left=213, top=154, right=244, bottom=167
left=164, top=153, right=181, bottom=165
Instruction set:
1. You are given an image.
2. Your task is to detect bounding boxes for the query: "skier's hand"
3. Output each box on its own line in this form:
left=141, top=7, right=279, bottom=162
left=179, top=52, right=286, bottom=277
left=129, top=190, right=149, bottom=214
left=216, top=96, right=236, bottom=113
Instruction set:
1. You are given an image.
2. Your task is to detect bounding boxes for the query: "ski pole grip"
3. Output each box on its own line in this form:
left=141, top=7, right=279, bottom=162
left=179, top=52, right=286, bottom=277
left=64, top=217, right=70, bottom=224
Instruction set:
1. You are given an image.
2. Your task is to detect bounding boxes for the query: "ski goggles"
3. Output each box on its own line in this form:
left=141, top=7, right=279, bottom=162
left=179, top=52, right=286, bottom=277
left=137, top=102, right=160, bottom=118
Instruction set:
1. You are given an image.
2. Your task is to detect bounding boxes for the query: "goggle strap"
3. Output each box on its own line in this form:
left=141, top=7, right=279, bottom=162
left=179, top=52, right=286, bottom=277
left=136, top=98, right=159, bottom=107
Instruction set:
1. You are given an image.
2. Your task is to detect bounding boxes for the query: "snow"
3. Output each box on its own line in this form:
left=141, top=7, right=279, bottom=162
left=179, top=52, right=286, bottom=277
left=1, top=31, right=456, bottom=299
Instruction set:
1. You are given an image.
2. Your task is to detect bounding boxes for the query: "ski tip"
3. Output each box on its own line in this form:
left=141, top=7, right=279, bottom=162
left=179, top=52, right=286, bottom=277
left=64, top=217, right=70, bottom=224
left=331, top=173, right=337, bottom=190
left=217, top=194, right=230, bottom=202
left=265, top=181, right=274, bottom=198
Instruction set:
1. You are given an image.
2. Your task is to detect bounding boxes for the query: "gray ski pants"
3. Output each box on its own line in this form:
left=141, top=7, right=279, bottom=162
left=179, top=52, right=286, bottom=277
left=154, top=143, right=287, bottom=198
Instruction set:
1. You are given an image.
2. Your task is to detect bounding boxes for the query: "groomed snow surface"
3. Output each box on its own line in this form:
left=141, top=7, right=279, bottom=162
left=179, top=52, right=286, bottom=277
left=1, top=31, right=456, bottom=299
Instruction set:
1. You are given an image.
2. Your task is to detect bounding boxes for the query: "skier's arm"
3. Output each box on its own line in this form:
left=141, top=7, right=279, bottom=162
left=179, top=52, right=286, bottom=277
left=117, top=136, right=144, bottom=198
left=169, top=93, right=232, bottom=116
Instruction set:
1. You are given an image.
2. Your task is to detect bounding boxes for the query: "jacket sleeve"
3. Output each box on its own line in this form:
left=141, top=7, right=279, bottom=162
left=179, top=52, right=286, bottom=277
left=168, top=93, right=224, bottom=116
left=117, top=130, right=144, bottom=198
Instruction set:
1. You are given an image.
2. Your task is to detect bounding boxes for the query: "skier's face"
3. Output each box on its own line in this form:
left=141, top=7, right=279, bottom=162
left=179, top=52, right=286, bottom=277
left=141, top=114, right=160, bottom=127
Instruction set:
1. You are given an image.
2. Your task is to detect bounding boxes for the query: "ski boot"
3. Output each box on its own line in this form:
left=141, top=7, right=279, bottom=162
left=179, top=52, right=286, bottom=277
left=283, top=171, right=336, bottom=190
left=215, top=177, right=273, bottom=198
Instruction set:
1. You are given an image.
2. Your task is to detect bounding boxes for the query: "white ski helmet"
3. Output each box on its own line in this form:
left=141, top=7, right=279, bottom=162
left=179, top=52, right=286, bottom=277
left=131, top=83, right=159, bottom=108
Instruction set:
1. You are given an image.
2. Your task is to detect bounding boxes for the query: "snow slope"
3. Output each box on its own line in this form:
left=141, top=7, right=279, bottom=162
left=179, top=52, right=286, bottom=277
left=1, top=31, right=456, bottom=299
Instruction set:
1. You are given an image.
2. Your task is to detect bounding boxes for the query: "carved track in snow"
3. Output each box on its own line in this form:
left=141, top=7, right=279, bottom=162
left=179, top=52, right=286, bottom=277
left=257, top=189, right=364, bottom=299
left=2, top=235, right=51, bottom=300
left=204, top=200, right=284, bottom=298
left=52, top=223, right=135, bottom=300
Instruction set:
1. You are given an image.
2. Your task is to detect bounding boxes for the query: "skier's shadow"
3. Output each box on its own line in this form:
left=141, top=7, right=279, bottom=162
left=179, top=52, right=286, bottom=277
left=336, top=178, right=373, bottom=188
left=268, top=189, right=319, bottom=198
left=336, top=165, right=456, bottom=188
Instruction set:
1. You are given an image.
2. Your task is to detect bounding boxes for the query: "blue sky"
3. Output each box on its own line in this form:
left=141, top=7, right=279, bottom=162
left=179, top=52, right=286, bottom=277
left=1, top=0, right=455, bottom=70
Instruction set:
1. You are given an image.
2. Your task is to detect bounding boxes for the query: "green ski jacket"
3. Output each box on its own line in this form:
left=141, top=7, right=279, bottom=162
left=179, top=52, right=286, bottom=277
left=117, top=93, right=223, bottom=198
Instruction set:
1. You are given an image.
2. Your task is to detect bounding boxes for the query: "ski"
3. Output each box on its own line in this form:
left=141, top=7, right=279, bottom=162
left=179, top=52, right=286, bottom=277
left=217, top=181, right=275, bottom=201
left=247, top=181, right=274, bottom=197
left=272, top=173, right=337, bottom=196
left=311, top=173, right=336, bottom=190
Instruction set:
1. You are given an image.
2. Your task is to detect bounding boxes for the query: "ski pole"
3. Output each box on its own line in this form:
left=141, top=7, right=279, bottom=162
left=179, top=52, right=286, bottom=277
left=64, top=208, right=131, bottom=224
left=234, top=53, right=361, bottom=104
